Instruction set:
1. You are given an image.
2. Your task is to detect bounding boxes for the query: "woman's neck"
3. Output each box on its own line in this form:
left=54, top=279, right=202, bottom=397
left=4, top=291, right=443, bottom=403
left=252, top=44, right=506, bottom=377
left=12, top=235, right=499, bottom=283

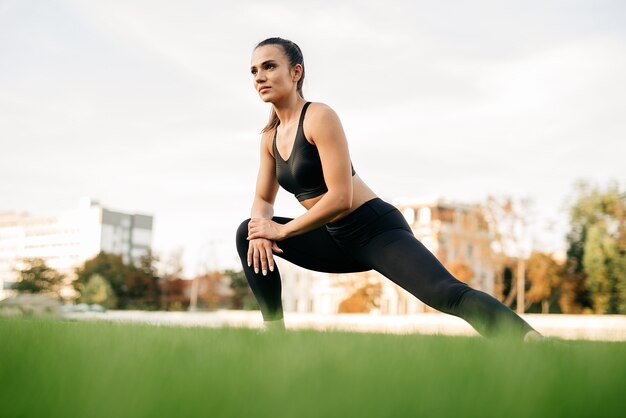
left=273, top=96, right=306, bottom=127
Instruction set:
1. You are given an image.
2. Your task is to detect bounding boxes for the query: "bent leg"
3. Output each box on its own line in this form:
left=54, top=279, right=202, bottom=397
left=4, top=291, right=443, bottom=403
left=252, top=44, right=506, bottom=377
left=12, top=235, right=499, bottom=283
left=235, top=217, right=369, bottom=321
left=357, top=228, right=535, bottom=339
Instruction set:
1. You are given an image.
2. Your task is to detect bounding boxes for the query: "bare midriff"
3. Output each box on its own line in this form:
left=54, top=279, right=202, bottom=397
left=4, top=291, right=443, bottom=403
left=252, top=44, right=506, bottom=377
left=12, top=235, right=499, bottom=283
left=299, top=173, right=379, bottom=223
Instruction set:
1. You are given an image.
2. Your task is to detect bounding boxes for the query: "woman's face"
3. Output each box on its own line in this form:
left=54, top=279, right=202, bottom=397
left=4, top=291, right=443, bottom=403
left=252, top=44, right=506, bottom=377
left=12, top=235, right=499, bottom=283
left=250, top=44, right=300, bottom=103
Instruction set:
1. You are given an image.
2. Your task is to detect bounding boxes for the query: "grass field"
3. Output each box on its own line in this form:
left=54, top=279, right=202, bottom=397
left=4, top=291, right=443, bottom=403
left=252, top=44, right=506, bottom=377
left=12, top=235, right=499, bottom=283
left=1, top=317, right=625, bottom=418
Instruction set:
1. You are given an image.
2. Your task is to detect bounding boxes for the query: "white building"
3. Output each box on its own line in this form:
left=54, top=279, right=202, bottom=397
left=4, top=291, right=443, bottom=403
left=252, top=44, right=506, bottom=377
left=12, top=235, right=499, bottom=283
left=279, top=196, right=497, bottom=315
left=0, top=198, right=153, bottom=300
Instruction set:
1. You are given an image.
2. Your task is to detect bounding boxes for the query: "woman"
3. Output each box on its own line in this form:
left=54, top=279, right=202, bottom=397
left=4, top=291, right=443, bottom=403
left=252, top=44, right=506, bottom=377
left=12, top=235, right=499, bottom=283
left=235, top=37, right=544, bottom=341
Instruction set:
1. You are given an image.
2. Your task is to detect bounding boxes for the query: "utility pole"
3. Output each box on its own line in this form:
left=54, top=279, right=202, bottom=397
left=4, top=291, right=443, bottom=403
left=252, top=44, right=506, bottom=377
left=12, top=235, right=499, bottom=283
left=189, top=277, right=199, bottom=312
left=515, top=199, right=532, bottom=315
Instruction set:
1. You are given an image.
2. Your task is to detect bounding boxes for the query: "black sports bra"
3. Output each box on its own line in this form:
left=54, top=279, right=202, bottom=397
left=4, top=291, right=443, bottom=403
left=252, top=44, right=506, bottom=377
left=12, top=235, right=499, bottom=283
left=273, top=102, right=356, bottom=202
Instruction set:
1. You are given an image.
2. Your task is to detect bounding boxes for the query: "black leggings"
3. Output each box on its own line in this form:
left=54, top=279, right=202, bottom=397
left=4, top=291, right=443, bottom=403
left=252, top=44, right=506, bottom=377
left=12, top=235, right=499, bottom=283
left=235, top=197, right=536, bottom=340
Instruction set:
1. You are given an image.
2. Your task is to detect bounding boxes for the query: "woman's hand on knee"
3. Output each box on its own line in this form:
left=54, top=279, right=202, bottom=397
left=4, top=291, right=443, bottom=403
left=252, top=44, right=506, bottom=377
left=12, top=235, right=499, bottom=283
left=247, top=238, right=283, bottom=276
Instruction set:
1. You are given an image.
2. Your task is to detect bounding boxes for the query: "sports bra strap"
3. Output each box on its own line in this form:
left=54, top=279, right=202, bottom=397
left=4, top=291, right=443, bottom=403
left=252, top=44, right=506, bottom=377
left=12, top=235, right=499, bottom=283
left=298, top=102, right=312, bottom=128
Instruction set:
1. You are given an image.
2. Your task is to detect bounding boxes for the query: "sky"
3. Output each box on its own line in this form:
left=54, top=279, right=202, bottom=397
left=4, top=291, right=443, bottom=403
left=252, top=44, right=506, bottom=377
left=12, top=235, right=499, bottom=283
left=1, top=0, right=625, bottom=277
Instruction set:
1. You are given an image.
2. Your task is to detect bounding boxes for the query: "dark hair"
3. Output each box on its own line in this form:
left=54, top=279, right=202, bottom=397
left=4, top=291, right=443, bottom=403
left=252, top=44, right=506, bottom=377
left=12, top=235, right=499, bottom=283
left=254, top=37, right=305, bottom=133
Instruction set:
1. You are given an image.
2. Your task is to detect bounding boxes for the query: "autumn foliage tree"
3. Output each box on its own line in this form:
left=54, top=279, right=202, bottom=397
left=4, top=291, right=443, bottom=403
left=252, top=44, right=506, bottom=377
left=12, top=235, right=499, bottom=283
left=338, top=281, right=382, bottom=313
left=525, top=251, right=562, bottom=313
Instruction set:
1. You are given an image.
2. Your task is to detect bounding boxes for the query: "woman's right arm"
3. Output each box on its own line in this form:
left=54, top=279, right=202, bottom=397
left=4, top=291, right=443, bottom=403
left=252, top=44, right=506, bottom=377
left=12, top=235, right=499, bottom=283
left=247, top=131, right=283, bottom=275
left=250, top=131, right=278, bottom=218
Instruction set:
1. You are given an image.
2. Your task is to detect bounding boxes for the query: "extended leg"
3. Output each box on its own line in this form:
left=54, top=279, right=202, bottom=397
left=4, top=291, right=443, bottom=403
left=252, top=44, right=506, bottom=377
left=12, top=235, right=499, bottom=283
left=357, top=228, right=536, bottom=339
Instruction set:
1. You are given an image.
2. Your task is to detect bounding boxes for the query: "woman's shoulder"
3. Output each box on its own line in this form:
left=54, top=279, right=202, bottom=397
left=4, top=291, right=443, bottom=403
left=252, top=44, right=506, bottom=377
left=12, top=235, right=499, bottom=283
left=307, top=101, right=334, bottom=115
left=305, top=101, right=341, bottom=125
left=303, top=101, right=343, bottom=144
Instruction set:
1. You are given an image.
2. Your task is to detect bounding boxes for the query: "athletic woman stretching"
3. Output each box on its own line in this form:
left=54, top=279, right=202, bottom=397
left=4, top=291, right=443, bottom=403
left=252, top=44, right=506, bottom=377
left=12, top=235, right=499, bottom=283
left=235, top=37, right=544, bottom=341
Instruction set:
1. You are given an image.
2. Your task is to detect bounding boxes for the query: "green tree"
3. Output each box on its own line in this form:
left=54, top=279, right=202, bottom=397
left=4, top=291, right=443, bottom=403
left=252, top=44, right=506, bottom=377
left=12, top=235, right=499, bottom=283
left=74, top=252, right=128, bottom=305
left=564, top=179, right=626, bottom=314
left=13, top=258, right=65, bottom=296
left=584, top=223, right=625, bottom=313
left=78, top=274, right=117, bottom=309
left=74, top=251, right=161, bottom=310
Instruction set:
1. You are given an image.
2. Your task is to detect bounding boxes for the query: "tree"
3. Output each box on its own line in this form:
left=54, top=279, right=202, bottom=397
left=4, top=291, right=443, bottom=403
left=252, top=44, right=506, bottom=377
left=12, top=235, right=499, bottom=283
left=525, top=251, right=562, bottom=313
left=159, top=278, right=189, bottom=311
left=481, top=195, right=535, bottom=312
left=13, top=258, right=65, bottom=296
left=584, top=224, right=617, bottom=313
left=78, top=274, right=117, bottom=309
left=74, top=252, right=128, bottom=304
left=125, top=251, right=161, bottom=310
left=564, top=179, right=625, bottom=314
left=332, top=271, right=383, bottom=314
left=74, top=251, right=161, bottom=310
left=338, top=282, right=382, bottom=313
left=558, top=258, right=588, bottom=314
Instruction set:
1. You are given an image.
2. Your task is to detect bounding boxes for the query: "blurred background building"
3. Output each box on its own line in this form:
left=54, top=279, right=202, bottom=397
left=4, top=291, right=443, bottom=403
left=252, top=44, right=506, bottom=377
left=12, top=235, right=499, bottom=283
left=0, top=197, right=153, bottom=300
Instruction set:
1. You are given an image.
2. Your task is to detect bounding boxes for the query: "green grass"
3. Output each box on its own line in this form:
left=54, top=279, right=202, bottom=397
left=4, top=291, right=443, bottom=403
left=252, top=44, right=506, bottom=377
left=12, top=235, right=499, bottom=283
left=1, top=317, right=625, bottom=418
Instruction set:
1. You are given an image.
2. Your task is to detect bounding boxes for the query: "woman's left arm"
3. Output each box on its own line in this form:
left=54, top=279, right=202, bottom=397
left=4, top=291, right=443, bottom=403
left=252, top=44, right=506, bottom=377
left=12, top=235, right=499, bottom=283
left=279, top=103, right=354, bottom=239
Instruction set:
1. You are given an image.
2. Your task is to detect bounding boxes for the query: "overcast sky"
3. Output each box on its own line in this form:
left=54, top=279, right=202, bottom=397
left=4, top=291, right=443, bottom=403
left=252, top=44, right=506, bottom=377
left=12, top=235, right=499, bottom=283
left=1, top=0, right=624, bottom=276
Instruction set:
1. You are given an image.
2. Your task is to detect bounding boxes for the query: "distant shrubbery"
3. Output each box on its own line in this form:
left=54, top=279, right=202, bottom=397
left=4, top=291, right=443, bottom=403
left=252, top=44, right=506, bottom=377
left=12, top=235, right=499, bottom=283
left=9, top=251, right=256, bottom=311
